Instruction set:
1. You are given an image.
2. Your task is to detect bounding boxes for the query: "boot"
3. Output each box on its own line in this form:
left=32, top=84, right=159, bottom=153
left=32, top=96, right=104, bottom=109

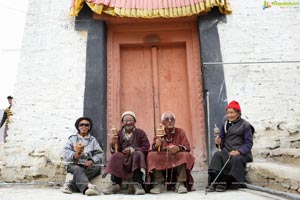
left=150, top=183, right=166, bottom=194
left=133, top=183, right=145, bottom=195
left=103, top=184, right=121, bottom=195
left=177, top=183, right=187, bottom=194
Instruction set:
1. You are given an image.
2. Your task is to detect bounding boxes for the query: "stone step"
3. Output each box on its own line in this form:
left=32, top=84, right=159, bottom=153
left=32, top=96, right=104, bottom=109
left=246, top=160, right=300, bottom=194
left=268, top=148, right=300, bottom=165
left=254, top=148, right=300, bottom=166
left=65, top=168, right=208, bottom=192
left=253, top=132, right=300, bottom=150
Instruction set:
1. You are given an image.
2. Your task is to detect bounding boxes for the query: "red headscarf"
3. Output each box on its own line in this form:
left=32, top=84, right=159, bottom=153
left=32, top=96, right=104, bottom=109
left=226, top=100, right=241, bottom=112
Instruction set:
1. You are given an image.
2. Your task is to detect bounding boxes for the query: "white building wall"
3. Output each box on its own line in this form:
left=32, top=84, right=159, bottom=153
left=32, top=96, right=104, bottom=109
left=218, top=0, right=300, bottom=154
left=0, top=0, right=87, bottom=182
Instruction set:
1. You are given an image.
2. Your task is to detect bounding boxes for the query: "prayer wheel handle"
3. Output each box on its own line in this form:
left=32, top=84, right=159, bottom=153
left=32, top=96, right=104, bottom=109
left=214, top=124, right=221, bottom=152
left=156, top=124, right=164, bottom=152
left=110, top=127, right=118, bottom=153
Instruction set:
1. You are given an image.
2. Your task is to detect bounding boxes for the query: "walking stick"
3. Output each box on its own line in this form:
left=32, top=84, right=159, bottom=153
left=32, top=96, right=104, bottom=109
left=46, top=159, right=106, bottom=167
left=205, top=156, right=231, bottom=195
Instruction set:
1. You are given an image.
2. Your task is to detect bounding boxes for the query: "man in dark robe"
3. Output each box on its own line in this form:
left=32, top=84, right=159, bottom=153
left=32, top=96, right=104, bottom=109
left=207, top=100, right=254, bottom=192
left=0, top=96, right=13, bottom=143
left=103, top=111, right=150, bottom=195
left=147, top=112, right=195, bottom=194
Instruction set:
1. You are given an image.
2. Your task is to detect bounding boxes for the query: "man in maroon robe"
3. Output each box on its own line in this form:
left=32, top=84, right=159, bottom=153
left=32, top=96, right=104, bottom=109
left=103, top=111, right=150, bottom=195
left=147, top=112, right=195, bottom=194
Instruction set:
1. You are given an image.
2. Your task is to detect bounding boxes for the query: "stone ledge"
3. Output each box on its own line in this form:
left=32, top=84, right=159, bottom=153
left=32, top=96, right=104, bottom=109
left=269, top=148, right=300, bottom=166
left=65, top=169, right=208, bottom=191
left=246, top=161, right=300, bottom=194
left=253, top=148, right=300, bottom=165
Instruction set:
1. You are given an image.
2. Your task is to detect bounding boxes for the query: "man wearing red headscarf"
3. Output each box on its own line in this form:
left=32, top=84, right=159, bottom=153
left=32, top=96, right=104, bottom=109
left=207, top=100, right=254, bottom=192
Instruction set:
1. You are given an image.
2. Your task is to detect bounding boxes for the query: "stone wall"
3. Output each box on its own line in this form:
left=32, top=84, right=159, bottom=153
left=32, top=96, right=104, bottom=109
left=0, top=0, right=87, bottom=183
left=217, top=0, right=300, bottom=193
left=218, top=0, right=300, bottom=133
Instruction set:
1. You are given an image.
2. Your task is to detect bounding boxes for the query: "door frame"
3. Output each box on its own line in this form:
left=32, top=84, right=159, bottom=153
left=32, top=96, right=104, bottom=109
left=105, top=18, right=207, bottom=170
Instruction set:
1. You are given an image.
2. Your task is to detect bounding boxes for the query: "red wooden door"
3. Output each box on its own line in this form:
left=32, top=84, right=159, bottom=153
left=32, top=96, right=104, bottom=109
left=107, top=23, right=206, bottom=171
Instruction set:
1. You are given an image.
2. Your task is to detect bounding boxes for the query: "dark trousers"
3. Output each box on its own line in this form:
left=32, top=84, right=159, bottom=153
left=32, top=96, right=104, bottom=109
left=67, top=164, right=101, bottom=193
left=111, top=169, right=144, bottom=185
left=208, top=150, right=251, bottom=187
left=3, top=126, right=8, bottom=143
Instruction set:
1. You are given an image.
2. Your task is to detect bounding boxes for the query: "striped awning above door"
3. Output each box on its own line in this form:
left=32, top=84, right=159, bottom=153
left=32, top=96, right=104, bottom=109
left=70, top=0, right=232, bottom=18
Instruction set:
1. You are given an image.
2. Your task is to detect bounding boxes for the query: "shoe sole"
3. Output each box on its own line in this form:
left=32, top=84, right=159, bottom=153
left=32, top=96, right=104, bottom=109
left=61, top=187, right=72, bottom=194
left=85, top=189, right=100, bottom=196
left=61, top=190, right=72, bottom=194
left=103, top=190, right=121, bottom=195
left=135, top=191, right=145, bottom=195
left=150, top=191, right=161, bottom=194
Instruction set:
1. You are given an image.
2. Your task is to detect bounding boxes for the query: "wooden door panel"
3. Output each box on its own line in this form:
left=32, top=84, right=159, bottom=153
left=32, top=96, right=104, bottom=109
left=108, top=23, right=206, bottom=170
left=157, top=45, right=193, bottom=143
left=119, top=46, right=155, bottom=141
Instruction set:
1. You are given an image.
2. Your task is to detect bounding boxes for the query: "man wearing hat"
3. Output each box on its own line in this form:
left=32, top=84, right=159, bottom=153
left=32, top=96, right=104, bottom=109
left=103, top=111, right=150, bottom=195
left=207, top=100, right=255, bottom=192
left=147, top=111, right=195, bottom=194
left=0, top=96, right=14, bottom=142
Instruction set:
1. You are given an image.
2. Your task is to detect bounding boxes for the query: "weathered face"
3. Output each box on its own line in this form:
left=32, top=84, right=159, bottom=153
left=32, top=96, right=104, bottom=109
left=226, top=108, right=240, bottom=122
left=78, top=119, right=91, bottom=133
left=162, top=113, right=175, bottom=129
left=122, top=115, right=136, bottom=131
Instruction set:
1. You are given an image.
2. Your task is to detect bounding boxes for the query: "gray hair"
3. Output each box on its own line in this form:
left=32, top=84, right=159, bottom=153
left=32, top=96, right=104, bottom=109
left=161, top=112, right=176, bottom=121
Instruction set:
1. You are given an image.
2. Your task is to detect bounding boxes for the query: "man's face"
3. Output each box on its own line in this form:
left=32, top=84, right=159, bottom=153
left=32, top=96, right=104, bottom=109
left=226, top=108, right=239, bottom=122
left=162, top=114, right=175, bottom=129
left=78, top=119, right=91, bottom=133
left=122, top=115, right=135, bottom=131
left=8, top=99, right=13, bottom=105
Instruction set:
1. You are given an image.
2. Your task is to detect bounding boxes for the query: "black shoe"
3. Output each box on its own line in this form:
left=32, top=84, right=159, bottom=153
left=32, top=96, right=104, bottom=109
left=215, top=184, right=227, bottom=192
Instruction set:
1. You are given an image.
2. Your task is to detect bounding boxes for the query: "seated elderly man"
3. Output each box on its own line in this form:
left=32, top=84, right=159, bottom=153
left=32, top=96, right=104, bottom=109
left=103, top=111, right=150, bottom=195
left=147, top=112, right=195, bottom=194
left=207, top=101, right=254, bottom=192
left=61, top=117, right=104, bottom=196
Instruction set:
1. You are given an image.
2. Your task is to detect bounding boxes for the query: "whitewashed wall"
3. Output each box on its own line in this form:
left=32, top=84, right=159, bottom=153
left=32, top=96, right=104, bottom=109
left=218, top=0, right=300, bottom=155
left=0, top=0, right=87, bottom=182
left=218, top=1, right=300, bottom=193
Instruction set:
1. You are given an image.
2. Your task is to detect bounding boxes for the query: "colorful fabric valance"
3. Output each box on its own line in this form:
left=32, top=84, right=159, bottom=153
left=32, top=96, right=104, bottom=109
left=70, top=0, right=232, bottom=18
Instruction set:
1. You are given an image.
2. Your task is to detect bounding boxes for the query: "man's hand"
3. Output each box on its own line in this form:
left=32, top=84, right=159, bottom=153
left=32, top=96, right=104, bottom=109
left=111, top=135, right=118, bottom=145
left=75, top=142, right=84, bottom=154
left=74, top=151, right=82, bottom=160
left=155, top=138, right=163, bottom=147
left=168, top=145, right=180, bottom=154
left=229, top=150, right=240, bottom=157
left=84, top=160, right=94, bottom=168
left=122, top=148, right=131, bottom=157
